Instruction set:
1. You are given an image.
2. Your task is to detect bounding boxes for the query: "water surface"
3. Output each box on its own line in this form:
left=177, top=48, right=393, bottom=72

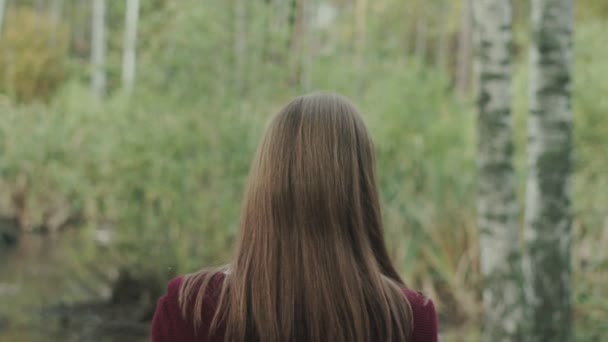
left=0, top=231, right=148, bottom=342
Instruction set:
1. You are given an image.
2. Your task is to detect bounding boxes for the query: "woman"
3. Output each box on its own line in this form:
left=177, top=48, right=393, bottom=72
left=151, top=93, right=438, bottom=342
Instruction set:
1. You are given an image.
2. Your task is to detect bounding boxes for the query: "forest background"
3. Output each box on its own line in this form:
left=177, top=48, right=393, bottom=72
left=0, top=0, right=606, bottom=340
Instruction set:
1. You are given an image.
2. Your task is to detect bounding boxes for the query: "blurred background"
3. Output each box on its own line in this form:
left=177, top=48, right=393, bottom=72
left=0, top=0, right=606, bottom=341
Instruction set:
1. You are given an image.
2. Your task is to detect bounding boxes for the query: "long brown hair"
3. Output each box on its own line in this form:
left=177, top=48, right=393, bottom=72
left=180, top=93, right=412, bottom=341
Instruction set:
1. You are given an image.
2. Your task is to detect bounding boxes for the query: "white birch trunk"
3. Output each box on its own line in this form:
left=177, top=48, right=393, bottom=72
left=0, top=0, right=6, bottom=39
left=91, top=0, right=106, bottom=99
left=50, top=0, right=63, bottom=25
left=35, top=0, right=44, bottom=14
left=474, top=0, right=523, bottom=339
left=523, top=0, right=575, bottom=340
left=122, top=0, right=140, bottom=93
left=50, top=0, right=63, bottom=47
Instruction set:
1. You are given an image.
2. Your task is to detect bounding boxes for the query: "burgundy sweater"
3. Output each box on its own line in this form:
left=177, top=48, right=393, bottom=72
left=151, top=274, right=438, bottom=342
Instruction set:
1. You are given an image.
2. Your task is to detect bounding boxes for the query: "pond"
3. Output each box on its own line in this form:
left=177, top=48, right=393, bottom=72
left=0, top=231, right=149, bottom=342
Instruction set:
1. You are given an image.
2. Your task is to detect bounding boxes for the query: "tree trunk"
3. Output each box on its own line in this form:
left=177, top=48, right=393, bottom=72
left=474, top=0, right=523, bottom=339
left=122, top=0, right=140, bottom=93
left=49, top=0, right=63, bottom=47
left=35, top=0, right=44, bottom=14
left=0, top=0, right=6, bottom=39
left=91, top=0, right=106, bottom=99
left=523, top=0, right=575, bottom=340
left=457, top=0, right=472, bottom=95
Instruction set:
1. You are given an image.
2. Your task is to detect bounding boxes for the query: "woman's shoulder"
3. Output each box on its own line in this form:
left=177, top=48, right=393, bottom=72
left=401, top=288, right=439, bottom=342
left=152, top=275, right=436, bottom=342
left=165, top=276, right=185, bottom=297
left=164, top=272, right=227, bottom=316
left=167, top=271, right=227, bottom=296
left=151, top=272, right=226, bottom=342
left=151, top=276, right=190, bottom=341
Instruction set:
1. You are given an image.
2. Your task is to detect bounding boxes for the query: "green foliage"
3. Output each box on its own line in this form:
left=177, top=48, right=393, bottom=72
left=0, top=55, right=478, bottom=296
left=0, top=86, right=263, bottom=278
left=138, top=1, right=234, bottom=101
left=570, top=20, right=608, bottom=341
left=577, top=0, right=608, bottom=20
left=0, top=8, right=69, bottom=102
left=0, top=0, right=607, bottom=339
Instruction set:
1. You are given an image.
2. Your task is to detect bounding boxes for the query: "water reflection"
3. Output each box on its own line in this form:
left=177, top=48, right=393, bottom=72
left=0, top=231, right=148, bottom=342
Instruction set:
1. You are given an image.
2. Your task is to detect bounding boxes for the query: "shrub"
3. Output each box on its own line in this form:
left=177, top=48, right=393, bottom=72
left=0, top=8, right=69, bottom=102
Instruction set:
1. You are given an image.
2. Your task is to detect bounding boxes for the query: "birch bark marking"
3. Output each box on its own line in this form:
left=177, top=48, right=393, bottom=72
left=122, top=0, right=140, bottom=93
left=474, top=0, right=523, bottom=339
left=91, top=0, right=106, bottom=99
left=523, top=0, right=575, bottom=340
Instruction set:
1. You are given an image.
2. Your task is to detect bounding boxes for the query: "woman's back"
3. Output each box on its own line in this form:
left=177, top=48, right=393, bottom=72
left=151, top=93, right=439, bottom=341
left=151, top=273, right=438, bottom=342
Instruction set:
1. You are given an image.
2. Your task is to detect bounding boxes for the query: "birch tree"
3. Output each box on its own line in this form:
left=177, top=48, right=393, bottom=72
left=91, top=0, right=106, bottom=99
left=474, top=0, right=523, bottom=339
left=50, top=0, right=63, bottom=25
left=523, top=0, right=575, bottom=340
left=0, top=0, right=6, bottom=39
left=50, top=0, right=63, bottom=47
left=35, top=0, right=44, bottom=14
left=122, top=0, right=139, bottom=93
